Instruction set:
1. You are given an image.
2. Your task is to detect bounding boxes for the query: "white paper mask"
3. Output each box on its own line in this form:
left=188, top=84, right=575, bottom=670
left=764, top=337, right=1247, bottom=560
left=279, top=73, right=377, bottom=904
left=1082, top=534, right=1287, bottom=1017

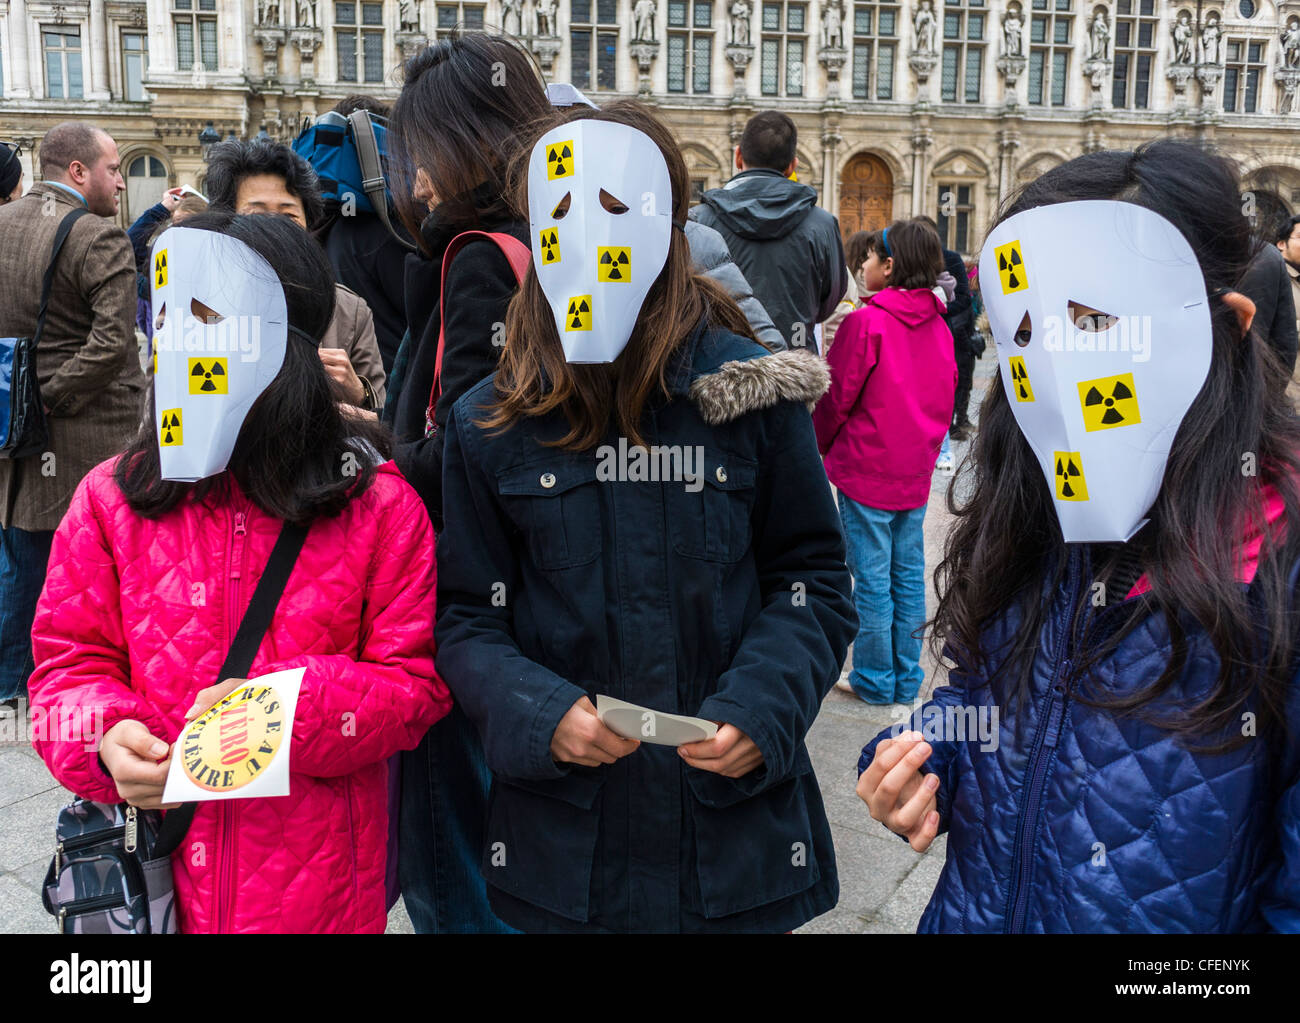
left=150, top=226, right=289, bottom=482
left=528, top=120, right=673, bottom=363
left=978, top=200, right=1211, bottom=543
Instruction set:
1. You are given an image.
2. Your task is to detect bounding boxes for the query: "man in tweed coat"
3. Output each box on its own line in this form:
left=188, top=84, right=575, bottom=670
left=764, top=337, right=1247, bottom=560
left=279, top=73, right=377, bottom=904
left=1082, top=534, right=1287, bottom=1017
left=0, top=122, right=145, bottom=711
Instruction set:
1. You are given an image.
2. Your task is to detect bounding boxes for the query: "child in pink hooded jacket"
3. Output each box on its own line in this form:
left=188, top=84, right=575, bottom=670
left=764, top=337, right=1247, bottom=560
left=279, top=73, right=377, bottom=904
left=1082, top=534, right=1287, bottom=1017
left=28, top=212, right=450, bottom=933
left=813, top=218, right=956, bottom=705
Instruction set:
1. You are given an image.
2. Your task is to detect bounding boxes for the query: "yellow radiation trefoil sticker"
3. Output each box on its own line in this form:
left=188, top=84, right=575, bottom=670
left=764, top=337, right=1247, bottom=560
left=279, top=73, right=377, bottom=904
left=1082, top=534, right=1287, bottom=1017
left=160, top=408, right=182, bottom=446
left=566, top=295, right=592, bottom=331
left=597, top=246, right=631, bottom=283
left=1054, top=451, right=1088, bottom=501
left=154, top=249, right=168, bottom=288
left=188, top=357, right=228, bottom=394
left=1008, top=356, right=1034, bottom=402
left=546, top=140, right=575, bottom=179
left=996, top=240, right=1027, bottom=295
left=540, top=227, right=561, bottom=265
left=1078, top=372, right=1140, bottom=432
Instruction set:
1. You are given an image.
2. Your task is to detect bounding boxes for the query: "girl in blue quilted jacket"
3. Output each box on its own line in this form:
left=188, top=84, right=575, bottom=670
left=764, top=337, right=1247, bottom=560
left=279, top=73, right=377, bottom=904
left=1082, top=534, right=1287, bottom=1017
left=857, top=139, right=1300, bottom=933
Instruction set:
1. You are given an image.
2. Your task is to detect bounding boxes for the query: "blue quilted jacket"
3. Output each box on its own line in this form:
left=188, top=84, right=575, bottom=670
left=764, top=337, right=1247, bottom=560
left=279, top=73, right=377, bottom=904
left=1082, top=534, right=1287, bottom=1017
left=859, top=544, right=1300, bottom=933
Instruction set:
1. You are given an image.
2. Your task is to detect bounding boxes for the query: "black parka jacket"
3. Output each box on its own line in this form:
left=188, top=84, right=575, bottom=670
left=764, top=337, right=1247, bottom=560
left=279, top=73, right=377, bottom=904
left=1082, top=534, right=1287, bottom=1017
left=435, top=323, right=857, bottom=932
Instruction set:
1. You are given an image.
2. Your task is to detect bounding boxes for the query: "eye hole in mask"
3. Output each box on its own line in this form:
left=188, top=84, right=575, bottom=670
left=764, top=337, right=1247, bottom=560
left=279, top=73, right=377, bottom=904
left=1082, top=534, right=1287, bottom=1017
left=155, top=303, right=166, bottom=331
left=1069, top=301, right=1118, bottom=333
left=552, top=193, right=572, bottom=220
left=1013, top=311, right=1032, bottom=348
left=599, top=189, right=630, bottom=215
left=191, top=298, right=225, bottom=325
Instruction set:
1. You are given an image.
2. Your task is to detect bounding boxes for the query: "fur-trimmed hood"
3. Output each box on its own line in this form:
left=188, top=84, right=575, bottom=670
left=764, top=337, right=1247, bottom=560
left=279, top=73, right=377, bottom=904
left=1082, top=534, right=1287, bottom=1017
left=689, top=349, right=830, bottom=425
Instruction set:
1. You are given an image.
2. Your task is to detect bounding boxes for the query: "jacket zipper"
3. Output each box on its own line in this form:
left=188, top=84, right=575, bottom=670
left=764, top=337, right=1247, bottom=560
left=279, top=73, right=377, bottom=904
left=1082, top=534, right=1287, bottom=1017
left=1004, top=546, right=1087, bottom=933
left=59, top=892, right=132, bottom=933
left=215, top=508, right=248, bottom=934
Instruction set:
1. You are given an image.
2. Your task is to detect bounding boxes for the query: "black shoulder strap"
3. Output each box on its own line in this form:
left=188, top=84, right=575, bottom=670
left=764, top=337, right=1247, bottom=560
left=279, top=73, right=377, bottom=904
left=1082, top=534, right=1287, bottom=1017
left=32, top=207, right=90, bottom=350
left=153, top=521, right=310, bottom=858
left=348, top=109, right=417, bottom=253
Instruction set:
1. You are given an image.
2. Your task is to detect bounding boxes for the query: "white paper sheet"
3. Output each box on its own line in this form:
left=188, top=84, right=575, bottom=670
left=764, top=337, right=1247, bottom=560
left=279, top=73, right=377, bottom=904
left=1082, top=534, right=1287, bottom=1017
left=162, top=667, right=305, bottom=803
left=595, top=694, right=719, bottom=747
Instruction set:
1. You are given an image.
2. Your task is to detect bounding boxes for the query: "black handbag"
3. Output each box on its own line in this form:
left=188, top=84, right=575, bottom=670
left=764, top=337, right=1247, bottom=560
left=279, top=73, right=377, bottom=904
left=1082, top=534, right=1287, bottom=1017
left=42, top=520, right=309, bottom=934
left=0, top=207, right=89, bottom=459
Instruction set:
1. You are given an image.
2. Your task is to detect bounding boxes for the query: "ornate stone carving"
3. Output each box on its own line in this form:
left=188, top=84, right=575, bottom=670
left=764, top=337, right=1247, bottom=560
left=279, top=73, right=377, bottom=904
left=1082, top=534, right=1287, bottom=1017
left=1088, top=8, right=1110, bottom=61
left=914, top=0, right=937, bottom=54
left=629, top=39, right=659, bottom=97
left=728, top=0, right=751, bottom=45
left=254, top=26, right=288, bottom=79
left=821, top=0, right=843, bottom=49
left=1002, top=6, right=1024, bottom=57
left=632, top=0, right=656, bottom=42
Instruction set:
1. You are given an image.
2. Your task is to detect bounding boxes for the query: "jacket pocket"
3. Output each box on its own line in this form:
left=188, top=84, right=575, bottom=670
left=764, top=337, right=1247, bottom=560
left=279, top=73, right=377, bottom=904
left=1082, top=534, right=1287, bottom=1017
left=497, top=457, right=602, bottom=570
left=667, top=449, right=757, bottom=563
left=685, top=745, right=822, bottom=918
left=482, top=768, right=605, bottom=922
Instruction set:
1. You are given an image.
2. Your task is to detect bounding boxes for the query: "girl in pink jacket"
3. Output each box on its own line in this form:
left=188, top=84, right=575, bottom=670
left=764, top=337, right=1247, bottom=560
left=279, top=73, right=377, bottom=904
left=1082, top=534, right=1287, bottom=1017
left=28, top=212, right=450, bottom=933
left=813, top=218, right=956, bottom=705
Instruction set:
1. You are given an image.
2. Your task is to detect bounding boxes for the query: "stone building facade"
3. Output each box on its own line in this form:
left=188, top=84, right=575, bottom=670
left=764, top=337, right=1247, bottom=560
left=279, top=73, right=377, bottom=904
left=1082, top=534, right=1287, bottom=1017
left=2, top=0, right=1299, bottom=253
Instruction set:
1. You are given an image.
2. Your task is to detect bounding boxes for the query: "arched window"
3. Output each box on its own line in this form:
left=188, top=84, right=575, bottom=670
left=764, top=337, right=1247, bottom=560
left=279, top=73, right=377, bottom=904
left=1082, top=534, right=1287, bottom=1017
left=126, top=154, right=169, bottom=224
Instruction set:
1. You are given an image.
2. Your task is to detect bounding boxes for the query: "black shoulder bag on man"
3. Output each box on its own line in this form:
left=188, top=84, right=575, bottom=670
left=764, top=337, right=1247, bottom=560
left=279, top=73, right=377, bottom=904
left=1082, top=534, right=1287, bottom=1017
left=42, top=520, right=310, bottom=934
left=0, top=207, right=89, bottom=459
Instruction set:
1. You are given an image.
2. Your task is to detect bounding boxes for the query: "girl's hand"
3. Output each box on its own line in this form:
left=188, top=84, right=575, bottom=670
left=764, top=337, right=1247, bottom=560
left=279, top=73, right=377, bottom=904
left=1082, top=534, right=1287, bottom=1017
left=98, top=720, right=181, bottom=810
left=184, top=677, right=248, bottom=721
left=857, top=731, right=941, bottom=852
left=551, top=696, right=640, bottom=767
left=678, top=724, right=764, bottom=778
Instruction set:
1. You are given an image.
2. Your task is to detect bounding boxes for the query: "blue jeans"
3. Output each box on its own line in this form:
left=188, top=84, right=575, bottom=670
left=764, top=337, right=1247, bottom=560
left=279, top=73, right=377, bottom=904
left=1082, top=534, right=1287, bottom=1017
left=939, top=431, right=951, bottom=458
left=0, top=525, right=54, bottom=701
left=398, top=700, right=516, bottom=933
left=837, top=493, right=927, bottom=704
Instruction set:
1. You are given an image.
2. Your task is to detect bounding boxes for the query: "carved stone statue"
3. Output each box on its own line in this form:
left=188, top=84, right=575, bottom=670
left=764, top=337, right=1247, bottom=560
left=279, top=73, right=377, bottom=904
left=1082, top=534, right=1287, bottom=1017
left=399, top=0, right=417, bottom=31
left=537, top=0, right=557, bottom=36
left=1284, top=19, right=1300, bottom=69
left=1088, top=9, right=1110, bottom=61
left=259, top=0, right=281, bottom=24
left=1200, top=13, right=1221, bottom=65
left=632, top=0, right=656, bottom=42
left=914, top=0, right=937, bottom=55
left=1003, top=8, right=1023, bottom=57
left=295, top=0, right=317, bottom=28
left=729, top=0, right=751, bottom=46
left=1172, top=11, right=1193, bottom=64
left=822, top=0, right=843, bottom=49
left=502, top=0, right=522, bottom=35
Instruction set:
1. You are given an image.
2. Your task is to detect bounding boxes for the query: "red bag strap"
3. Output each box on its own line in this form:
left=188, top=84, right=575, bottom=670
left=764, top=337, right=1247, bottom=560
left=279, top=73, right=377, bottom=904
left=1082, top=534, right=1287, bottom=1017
left=425, top=230, right=532, bottom=430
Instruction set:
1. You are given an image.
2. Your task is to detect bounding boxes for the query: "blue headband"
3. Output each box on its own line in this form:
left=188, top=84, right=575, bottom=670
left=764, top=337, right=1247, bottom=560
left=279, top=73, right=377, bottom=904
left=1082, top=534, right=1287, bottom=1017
left=881, top=227, right=892, bottom=258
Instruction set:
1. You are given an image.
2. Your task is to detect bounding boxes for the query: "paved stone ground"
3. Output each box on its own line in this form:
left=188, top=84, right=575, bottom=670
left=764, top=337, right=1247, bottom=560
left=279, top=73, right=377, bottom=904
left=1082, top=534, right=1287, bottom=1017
left=0, top=357, right=994, bottom=935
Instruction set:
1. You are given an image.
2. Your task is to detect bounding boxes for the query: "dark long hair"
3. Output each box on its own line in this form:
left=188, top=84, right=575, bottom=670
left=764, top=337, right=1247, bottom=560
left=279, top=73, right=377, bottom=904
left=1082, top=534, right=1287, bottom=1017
left=479, top=100, right=755, bottom=451
left=389, top=30, right=555, bottom=248
left=934, top=139, right=1300, bottom=752
left=115, top=211, right=393, bottom=525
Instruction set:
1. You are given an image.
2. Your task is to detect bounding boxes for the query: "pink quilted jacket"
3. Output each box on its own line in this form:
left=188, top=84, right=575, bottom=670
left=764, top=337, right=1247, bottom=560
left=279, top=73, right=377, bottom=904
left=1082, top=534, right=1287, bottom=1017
left=29, top=458, right=450, bottom=933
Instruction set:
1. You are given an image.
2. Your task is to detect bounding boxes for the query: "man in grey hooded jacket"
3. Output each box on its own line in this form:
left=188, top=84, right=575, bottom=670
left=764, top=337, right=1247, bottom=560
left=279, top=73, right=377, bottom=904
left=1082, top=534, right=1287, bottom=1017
left=689, top=111, right=847, bottom=352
